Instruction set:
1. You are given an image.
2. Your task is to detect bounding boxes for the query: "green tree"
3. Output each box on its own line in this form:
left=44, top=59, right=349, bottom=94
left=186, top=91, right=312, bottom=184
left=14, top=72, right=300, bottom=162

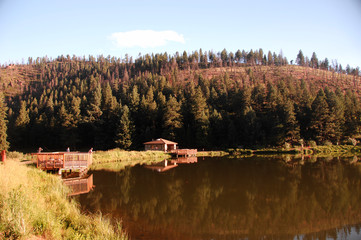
left=220, top=48, right=228, bottom=66
left=15, top=101, right=30, bottom=128
left=115, top=105, right=133, bottom=149
left=190, top=87, right=210, bottom=148
left=296, top=50, right=305, bottom=66
left=310, top=52, right=318, bottom=68
left=343, top=90, right=360, bottom=137
left=267, top=51, right=273, bottom=65
left=86, top=84, right=103, bottom=121
left=13, top=100, right=30, bottom=148
left=162, top=96, right=182, bottom=141
left=0, top=92, right=9, bottom=150
left=278, top=100, right=300, bottom=144
left=309, top=89, right=332, bottom=143
left=325, top=88, right=344, bottom=143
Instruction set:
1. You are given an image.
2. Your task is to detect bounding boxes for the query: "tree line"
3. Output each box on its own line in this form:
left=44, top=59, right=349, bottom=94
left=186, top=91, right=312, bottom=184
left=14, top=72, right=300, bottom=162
left=0, top=48, right=360, bottom=151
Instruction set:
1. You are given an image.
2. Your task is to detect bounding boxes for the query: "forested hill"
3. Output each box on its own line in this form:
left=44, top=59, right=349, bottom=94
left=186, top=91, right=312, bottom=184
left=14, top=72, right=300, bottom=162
left=1, top=49, right=361, bottom=151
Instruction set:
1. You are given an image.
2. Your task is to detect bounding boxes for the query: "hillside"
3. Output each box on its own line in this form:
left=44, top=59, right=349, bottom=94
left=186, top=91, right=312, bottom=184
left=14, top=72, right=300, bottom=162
left=2, top=63, right=360, bottom=98
left=1, top=53, right=361, bottom=151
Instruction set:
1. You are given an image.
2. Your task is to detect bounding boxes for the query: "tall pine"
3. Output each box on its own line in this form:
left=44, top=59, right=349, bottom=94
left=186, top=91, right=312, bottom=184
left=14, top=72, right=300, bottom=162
left=309, top=89, right=331, bottom=143
left=162, top=96, right=182, bottom=141
left=115, top=105, right=133, bottom=149
left=0, top=92, right=9, bottom=150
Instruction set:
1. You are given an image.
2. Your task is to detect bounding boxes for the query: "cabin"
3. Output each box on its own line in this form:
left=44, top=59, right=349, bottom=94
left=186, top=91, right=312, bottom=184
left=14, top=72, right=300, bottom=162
left=144, top=138, right=178, bottom=152
left=144, top=138, right=198, bottom=157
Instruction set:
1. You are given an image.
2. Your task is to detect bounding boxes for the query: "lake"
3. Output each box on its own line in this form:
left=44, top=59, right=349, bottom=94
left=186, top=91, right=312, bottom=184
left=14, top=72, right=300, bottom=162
left=75, top=156, right=361, bottom=240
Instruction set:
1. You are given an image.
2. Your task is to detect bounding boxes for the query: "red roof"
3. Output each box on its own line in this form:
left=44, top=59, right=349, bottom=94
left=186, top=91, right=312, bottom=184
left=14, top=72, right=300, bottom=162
left=143, top=138, right=178, bottom=145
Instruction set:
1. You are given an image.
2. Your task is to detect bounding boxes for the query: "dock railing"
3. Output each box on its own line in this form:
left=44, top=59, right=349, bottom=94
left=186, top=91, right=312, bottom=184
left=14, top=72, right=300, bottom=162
left=170, top=149, right=197, bottom=157
left=32, top=152, right=92, bottom=171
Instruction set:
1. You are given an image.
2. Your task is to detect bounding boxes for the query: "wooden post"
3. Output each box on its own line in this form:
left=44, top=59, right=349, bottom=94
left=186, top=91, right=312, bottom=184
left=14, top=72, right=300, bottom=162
left=1, top=150, right=6, bottom=163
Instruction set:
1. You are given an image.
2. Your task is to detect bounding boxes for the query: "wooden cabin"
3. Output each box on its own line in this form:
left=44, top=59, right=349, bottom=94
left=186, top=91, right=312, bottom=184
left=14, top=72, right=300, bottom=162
left=144, top=138, right=178, bottom=152
left=32, top=152, right=92, bottom=174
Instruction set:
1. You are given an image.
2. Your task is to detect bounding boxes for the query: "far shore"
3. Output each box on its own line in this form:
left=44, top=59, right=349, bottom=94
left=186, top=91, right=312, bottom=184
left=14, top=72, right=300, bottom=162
left=6, top=144, right=361, bottom=165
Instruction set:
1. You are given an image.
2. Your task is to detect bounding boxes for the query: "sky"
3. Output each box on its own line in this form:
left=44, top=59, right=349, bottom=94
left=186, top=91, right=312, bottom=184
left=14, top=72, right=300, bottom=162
left=0, top=0, right=360, bottom=68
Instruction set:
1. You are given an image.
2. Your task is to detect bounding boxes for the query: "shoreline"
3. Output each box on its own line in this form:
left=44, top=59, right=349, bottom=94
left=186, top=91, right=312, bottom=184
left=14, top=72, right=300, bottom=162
left=3, top=145, right=361, bottom=238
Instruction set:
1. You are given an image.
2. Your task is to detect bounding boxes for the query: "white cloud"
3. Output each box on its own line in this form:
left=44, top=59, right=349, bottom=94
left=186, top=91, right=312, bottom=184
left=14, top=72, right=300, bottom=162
left=109, top=30, right=185, bottom=48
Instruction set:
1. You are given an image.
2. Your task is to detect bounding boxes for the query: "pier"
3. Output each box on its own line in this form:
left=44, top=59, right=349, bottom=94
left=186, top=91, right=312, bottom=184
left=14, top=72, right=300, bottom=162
left=32, top=151, right=92, bottom=174
left=170, top=149, right=197, bottom=158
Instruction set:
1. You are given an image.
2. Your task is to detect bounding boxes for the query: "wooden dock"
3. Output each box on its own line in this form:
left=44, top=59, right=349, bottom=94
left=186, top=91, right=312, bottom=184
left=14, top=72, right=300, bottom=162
left=32, top=152, right=92, bottom=174
left=170, top=149, right=197, bottom=158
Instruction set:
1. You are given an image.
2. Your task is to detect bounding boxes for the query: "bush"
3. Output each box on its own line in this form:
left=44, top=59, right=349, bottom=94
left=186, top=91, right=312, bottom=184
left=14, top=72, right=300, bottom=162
left=323, top=140, right=333, bottom=146
left=284, top=142, right=291, bottom=150
left=347, top=138, right=357, bottom=146
left=6, top=151, right=30, bottom=161
left=308, top=140, right=317, bottom=148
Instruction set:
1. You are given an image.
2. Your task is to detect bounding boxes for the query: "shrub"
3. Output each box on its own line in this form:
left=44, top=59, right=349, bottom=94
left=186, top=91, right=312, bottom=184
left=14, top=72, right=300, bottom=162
left=308, top=140, right=317, bottom=148
left=6, top=151, right=29, bottom=161
left=323, top=140, right=333, bottom=146
left=347, top=138, right=357, bottom=146
left=284, top=142, right=291, bottom=150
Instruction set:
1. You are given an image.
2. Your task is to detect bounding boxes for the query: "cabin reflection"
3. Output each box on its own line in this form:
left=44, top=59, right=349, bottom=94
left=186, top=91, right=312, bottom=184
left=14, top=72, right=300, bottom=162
left=144, top=157, right=198, bottom=172
left=144, top=160, right=178, bottom=172
left=63, top=174, right=94, bottom=196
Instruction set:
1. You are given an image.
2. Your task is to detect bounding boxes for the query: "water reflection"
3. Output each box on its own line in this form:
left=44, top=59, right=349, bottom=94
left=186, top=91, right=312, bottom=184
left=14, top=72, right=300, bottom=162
left=144, top=157, right=198, bottom=172
left=77, top=156, right=361, bottom=240
left=144, top=160, right=178, bottom=172
left=63, top=173, right=94, bottom=196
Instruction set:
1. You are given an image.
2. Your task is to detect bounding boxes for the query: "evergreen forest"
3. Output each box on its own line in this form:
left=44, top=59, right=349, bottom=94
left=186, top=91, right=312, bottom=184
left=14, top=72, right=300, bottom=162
left=0, top=49, right=361, bottom=151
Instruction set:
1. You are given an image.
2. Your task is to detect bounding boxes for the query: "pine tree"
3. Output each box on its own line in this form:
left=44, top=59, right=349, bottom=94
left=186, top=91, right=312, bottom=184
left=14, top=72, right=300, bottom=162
left=325, top=88, right=344, bottom=143
left=0, top=92, right=9, bottom=150
left=86, top=84, right=103, bottom=121
left=296, top=50, right=305, bottom=66
left=309, top=89, right=331, bottom=143
left=343, top=90, right=360, bottom=137
left=115, top=105, right=133, bottom=149
left=278, top=100, right=300, bottom=144
left=310, top=52, right=318, bottom=68
left=162, top=96, right=182, bottom=140
left=190, top=87, right=210, bottom=148
left=15, top=101, right=30, bottom=128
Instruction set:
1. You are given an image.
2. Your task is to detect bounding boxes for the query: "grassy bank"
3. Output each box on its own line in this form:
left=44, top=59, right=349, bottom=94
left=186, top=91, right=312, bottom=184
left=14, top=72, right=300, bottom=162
left=196, top=151, right=229, bottom=157
left=91, top=148, right=171, bottom=170
left=227, top=145, right=361, bottom=156
left=0, top=160, right=127, bottom=240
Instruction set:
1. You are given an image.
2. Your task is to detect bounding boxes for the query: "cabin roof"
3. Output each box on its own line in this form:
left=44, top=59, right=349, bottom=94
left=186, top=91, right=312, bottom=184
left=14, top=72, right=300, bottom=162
left=143, top=138, right=178, bottom=145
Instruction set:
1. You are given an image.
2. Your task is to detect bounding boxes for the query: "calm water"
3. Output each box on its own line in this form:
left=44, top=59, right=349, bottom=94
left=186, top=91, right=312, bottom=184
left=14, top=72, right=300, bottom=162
left=75, top=156, right=361, bottom=240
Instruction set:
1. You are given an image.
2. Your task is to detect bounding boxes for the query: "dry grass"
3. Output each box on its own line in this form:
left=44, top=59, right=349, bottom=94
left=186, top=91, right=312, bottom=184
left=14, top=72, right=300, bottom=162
left=196, top=151, right=228, bottom=157
left=0, top=160, right=127, bottom=240
left=91, top=148, right=170, bottom=169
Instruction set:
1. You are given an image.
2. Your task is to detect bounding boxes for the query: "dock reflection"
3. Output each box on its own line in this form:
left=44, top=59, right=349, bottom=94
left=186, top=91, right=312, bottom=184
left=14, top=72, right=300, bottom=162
left=144, top=157, right=198, bottom=172
left=63, top=173, right=94, bottom=196
left=144, top=160, right=178, bottom=172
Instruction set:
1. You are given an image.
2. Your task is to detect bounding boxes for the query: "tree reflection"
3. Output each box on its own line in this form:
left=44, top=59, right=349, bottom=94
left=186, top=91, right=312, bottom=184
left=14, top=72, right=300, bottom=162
left=78, top=157, right=361, bottom=240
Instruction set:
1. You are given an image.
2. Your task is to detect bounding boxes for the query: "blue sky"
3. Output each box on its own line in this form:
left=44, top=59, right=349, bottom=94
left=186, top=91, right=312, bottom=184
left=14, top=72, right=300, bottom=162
left=0, top=0, right=360, bottom=68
